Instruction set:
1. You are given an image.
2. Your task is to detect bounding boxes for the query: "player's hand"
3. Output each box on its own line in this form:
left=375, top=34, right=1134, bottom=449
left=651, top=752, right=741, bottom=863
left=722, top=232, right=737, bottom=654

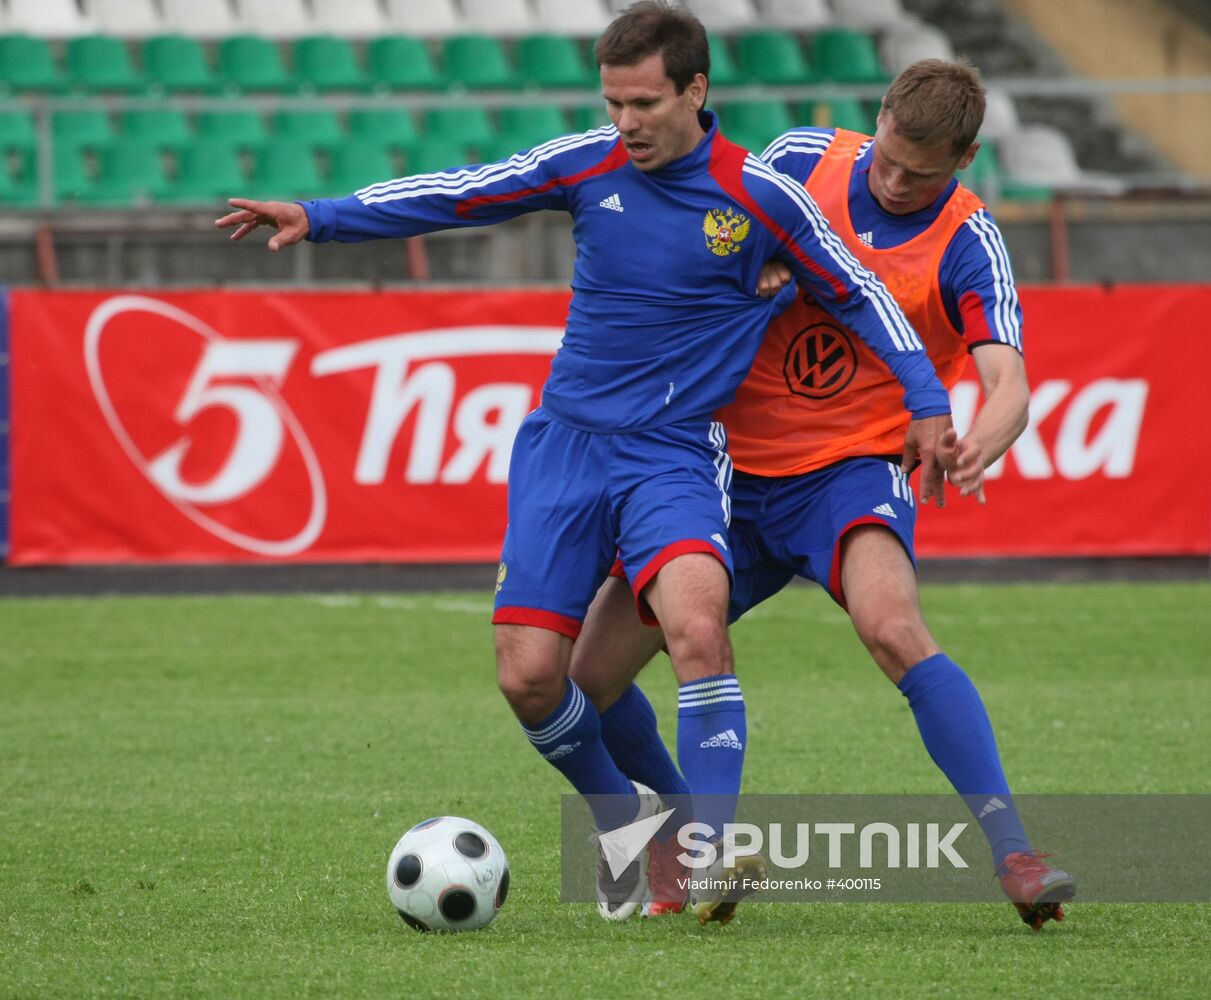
left=947, top=435, right=987, bottom=505
left=756, top=260, right=793, bottom=298
left=215, top=198, right=310, bottom=251
left=901, top=414, right=954, bottom=508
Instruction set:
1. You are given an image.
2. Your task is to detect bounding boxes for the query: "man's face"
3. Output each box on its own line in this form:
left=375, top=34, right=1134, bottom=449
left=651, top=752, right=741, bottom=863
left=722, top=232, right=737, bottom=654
left=868, top=109, right=978, bottom=215
left=601, top=52, right=707, bottom=172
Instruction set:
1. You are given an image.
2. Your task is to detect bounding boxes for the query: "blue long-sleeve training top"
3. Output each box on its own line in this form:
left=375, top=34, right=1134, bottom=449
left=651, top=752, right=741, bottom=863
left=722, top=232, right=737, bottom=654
left=300, top=111, right=950, bottom=433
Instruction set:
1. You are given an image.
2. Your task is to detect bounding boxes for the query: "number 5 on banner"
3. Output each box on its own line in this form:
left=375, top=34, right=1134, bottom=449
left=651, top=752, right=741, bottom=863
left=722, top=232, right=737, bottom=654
left=148, top=340, right=299, bottom=504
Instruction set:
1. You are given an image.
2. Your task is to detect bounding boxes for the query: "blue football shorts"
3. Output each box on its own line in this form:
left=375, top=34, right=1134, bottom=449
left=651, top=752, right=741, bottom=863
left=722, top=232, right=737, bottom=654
left=727, top=456, right=918, bottom=621
left=492, top=408, right=734, bottom=638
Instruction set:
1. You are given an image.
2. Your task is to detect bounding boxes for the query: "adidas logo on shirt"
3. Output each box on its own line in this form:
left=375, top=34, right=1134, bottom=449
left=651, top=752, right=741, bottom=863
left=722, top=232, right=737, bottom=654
left=599, top=193, right=624, bottom=212
left=700, top=728, right=743, bottom=750
left=873, top=502, right=897, bottom=518
left=858, top=230, right=874, bottom=246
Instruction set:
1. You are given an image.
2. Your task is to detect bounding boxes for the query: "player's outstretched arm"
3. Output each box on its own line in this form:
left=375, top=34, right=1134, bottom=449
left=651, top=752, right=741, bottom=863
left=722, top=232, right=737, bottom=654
left=215, top=198, right=311, bottom=251
left=955, top=343, right=1030, bottom=501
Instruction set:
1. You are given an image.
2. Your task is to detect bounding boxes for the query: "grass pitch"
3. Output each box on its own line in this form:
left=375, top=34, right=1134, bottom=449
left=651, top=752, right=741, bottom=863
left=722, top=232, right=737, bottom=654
left=2, top=580, right=1209, bottom=998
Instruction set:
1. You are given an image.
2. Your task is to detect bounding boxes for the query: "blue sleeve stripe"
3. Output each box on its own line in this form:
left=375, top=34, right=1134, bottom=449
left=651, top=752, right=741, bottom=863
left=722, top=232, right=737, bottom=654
left=356, top=127, right=619, bottom=205
left=964, top=210, right=1023, bottom=351
left=743, top=156, right=923, bottom=354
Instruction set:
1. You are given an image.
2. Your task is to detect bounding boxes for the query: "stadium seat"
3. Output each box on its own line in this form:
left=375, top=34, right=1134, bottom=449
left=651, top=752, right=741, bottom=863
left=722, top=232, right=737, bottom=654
left=142, top=35, right=223, bottom=93
left=516, top=35, right=596, bottom=90
left=832, top=0, right=913, bottom=29
left=569, top=105, right=611, bottom=132
left=0, top=34, right=69, bottom=93
left=706, top=34, right=742, bottom=88
left=799, top=98, right=877, bottom=134
left=719, top=100, right=795, bottom=150
left=294, top=35, right=371, bottom=93
left=327, top=139, right=398, bottom=195
left=120, top=107, right=193, bottom=150
left=196, top=104, right=270, bottom=148
left=405, top=139, right=474, bottom=175
left=310, top=0, right=386, bottom=38
left=52, top=106, right=114, bottom=150
left=382, top=0, right=462, bottom=37
left=270, top=107, right=346, bottom=152
left=348, top=106, right=421, bottom=152
left=683, top=0, right=758, bottom=32
left=0, top=108, right=37, bottom=158
left=423, top=105, right=496, bottom=153
left=735, top=31, right=814, bottom=86
left=52, top=145, right=95, bottom=202
left=161, top=0, right=239, bottom=39
left=89, top=139, right=169, bottom=205
left=219, top=35, right=296, bottom=93
left=979, top=89, right=1021, bottom=143
left=234, top=0, right=314, bottom=39
left=253, top=138, right=325, bottom=199
left=84, top=0, right=163, bottom=38
left=532, top=0, right=610, bottom=37
left=66, top=35, right=146, bottom=93
left=957, top=141, right=1002, bottom=199
left=164, top=140, right=246, bottom=203
left=497, top=105, right=570, bottom=148
left=367, top=36, right=445, bottom=91
left=812, top=28, right=888, bottom=84
left=999, top=124, right=1126, bottom=195
left=442, top=35, right=519, bottom=91
left=461, top=0, right=535, bottom=37
left=879, top=23, right=956, bottom=75
left=758, top=0, right=833, bottom=32
left=3, top=0, right=96, bottom=37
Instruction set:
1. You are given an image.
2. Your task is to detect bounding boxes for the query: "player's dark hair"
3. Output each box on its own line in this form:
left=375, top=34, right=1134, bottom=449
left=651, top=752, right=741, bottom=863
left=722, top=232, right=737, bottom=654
left=882, top=58, right=986, bottom=156
left=594, top=1, right=710, bottom=95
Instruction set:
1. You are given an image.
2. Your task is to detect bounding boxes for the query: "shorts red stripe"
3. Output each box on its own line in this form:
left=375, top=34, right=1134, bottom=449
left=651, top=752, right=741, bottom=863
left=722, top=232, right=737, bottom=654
left=830, top=515, right=898, bottom=609
left=492, top=606, right=582, bottom=640
left=632, top=540, right=728, bottom=627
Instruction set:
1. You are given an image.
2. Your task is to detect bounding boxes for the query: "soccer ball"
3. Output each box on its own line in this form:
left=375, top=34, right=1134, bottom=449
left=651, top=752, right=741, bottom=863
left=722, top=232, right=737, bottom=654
left=386, top=816, right=510, bottom=932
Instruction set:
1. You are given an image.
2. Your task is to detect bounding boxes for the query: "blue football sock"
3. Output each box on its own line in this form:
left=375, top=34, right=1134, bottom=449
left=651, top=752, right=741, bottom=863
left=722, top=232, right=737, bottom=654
left=599, top=684, right=693, bottom=841
left=897, top=653, right=1033, bottom=868
left=676, top=675, right=747, bottom=842
left=521, top=679, right=637, bottom=831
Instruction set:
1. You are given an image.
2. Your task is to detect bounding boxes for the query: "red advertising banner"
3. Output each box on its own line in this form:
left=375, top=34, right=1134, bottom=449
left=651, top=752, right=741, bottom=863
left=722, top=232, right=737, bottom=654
left=6, top=285, right=1210, bottom=565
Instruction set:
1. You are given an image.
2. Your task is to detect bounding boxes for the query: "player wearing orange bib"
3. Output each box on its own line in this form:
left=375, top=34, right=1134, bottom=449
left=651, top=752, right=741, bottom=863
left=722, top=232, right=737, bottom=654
left=570, top=60, right=1076, bottom=930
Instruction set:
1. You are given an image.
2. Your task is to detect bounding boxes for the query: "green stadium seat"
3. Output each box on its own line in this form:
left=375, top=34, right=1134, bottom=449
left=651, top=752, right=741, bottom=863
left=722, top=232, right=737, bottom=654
left=219, top=35, right=296, bottom=93
left=811, top=28, right=888, bottom=84
left=196, top=104, right=269, bottom=148
left=0, top=34, right=69, bottom=94
left=270, top=108, right=346, bottom=152
left=294, top=35, right=371, bottom=93
left=143, top=35, right=223, bottom=94
left=734, top=30, right=813, bottom=86
left=497, top=105, right=568, bottom=148
left=405, top=139, right=474, bottom=176
left=0, top=109, right=38, bottom=157
left=66, top=36, right=146, bottom=94
left=798, top=98, right=877, bottom=134
left=366, top=36, right=445, bottom=92
left=516, top=34, right=596, bottom=90
left=442, top=35, right=518, bottom=91
left=569, top=105, right=610, bottom=132
left=958, top=143, right=1007, bottom=201
left=719, top=100, right=795, bottom=150
left=706, top=34, right=742, bottom=88
left=51, top=146, right=95, bottom=203
left=348, top=106, right=420, bottom=151
left=120, top=107, right=194, bottom=151
left=164, top=141, right=247, bottom=204
left=423, top=105, right=496, bottom=152
left=253, top=139, right=325, bottom=199
left=52, top=107, right=115, bottom=150
left=89, top=140, right=169, bottom=205
left=327, top=139, right=398, bottom=196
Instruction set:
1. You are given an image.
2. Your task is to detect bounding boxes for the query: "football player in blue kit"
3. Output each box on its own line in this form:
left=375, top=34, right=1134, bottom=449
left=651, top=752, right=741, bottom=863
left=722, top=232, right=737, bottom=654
left=217, top=1, right=956, bottom=923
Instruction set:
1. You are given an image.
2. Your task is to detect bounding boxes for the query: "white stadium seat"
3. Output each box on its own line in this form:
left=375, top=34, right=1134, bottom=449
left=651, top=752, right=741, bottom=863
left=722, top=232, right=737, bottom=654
left=683, top=0, right=759, bottom=33
left=758, top=0, right=835, bottom=32
left=383, top=0, right=462, bottom=37
left=979, top=89, right=1022, bottom=143
left=161, top=0, right=239, bottom=38
left=833, top=0, right=914, bottom=29
left=2, top=0, right=96, bottom=36
left=460, top=0, right=535, bottom=37
left=311, top=0, right=388, bottom=37
left=84, top=0, right=163, bottom=37
left=879, top=22, right=956, bottom=75
left=234, top=0, right=315, bottom=38
left=532, top=0, right=611, bottom=36
left=1000, top=124, right=1127, bottom=194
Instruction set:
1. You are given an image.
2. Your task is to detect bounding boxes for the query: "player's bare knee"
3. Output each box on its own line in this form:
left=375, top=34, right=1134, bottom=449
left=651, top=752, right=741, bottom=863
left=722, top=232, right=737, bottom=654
left=496, top=663, right=563, bottom=722
left=663, top=614, right=732, bottom=679
left=855, top=613, right=935, bottom=676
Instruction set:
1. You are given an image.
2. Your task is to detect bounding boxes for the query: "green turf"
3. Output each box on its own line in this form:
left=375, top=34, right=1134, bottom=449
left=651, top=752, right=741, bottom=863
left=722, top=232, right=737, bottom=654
left=2, top=581, right=1209, bottom=998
